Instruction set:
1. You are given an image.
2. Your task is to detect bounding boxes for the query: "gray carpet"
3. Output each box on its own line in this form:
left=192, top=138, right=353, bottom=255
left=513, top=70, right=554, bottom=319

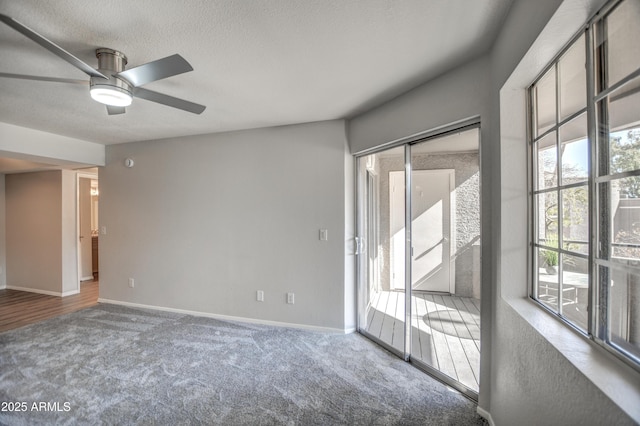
left=0, top=304, right=484, bottom=425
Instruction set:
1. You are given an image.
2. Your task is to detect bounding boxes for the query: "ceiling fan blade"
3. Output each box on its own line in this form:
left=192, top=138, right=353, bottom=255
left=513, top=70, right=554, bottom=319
left=117, top=54, right=193, bottom=87
left=106, top=105, right=126, bottom=115
left=0, top=72, right=88, bottom=85
left=0, top=14, right=107, bottom=80
left=133, top=87, right=206, bottom=115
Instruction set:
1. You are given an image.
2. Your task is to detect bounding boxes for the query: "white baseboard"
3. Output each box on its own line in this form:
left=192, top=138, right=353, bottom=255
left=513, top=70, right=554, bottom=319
left=80, top=276, right=94, bottom=282
left=477, top=406, right=494, bottom=426
left=97, top=298, right=351, bottom=334
left=7, top=286, right=63, bottom=297
left=6, top=286, right=80, bottom=297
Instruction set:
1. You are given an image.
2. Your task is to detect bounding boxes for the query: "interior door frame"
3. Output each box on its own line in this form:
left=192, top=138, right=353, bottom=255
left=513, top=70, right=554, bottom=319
left=390, top=168, right=456, bottom=294
left=413, top=168, right=456, bottom=293
left=76, top=170, right=98, bottom=290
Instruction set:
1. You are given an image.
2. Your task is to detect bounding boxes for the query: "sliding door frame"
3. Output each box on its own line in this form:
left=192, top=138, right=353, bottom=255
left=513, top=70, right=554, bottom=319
left=355, top=117, right=482, bottom=400
left=404, top=144, right=413, bottom=360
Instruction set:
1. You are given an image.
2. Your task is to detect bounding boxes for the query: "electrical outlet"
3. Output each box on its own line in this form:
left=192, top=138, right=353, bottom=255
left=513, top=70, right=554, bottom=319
left=257, top=290, right=264, bottom=302
left=128, top=278, right=135, bottom=288
left=101, top=226, right=107, bottom=235
left=287, top=292, right=295, bottom=304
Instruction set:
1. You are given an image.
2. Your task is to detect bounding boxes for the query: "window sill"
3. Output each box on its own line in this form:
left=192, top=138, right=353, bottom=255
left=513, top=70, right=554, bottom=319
left=507, top=296, right=640, bottom=421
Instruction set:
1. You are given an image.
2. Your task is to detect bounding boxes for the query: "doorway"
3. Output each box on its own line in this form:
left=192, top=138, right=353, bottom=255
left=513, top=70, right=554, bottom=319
left=357, top=126, right=481, bottom=400
left=390, top=169, right=454, bottom=293
left=77, top=171, right=99, bottom=288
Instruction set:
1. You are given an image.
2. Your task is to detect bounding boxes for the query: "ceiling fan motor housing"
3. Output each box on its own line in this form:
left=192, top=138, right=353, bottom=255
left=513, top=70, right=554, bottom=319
left=90, top=48, right=133, bottom=102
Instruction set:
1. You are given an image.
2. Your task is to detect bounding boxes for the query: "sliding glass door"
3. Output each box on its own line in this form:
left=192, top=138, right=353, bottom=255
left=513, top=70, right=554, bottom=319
left=356, top=127, right=481, bottom=400
left=357, top=145, right=406, bottom=356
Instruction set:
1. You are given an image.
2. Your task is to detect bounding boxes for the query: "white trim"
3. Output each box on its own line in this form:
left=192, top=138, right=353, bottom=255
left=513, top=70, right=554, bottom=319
left=5, top=285, right=77, bottom=297
left=97, top=298, right=354, bottom=334
left=352, top=116, right=481, bottom=156
left=448, top=169, right=456, bottom=295
left=76, top=171, right=98, bottom=292
left=476, top=407, right=494, bottom=426
left=395, top=168, right=456, bottom=293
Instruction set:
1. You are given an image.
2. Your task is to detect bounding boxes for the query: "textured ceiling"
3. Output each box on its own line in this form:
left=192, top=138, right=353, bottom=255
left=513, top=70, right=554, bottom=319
left=0, top=0, right=512, bottom=145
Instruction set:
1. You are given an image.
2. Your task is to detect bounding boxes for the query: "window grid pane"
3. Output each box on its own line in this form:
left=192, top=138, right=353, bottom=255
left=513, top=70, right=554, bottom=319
left=561, top=185, right=589, bottom=255
left=607, top=265, right=640, bottom=359
left=607, top=177, right=640, bottom=261
left=560, top=113, right=588, bottom=185
left=559, top=33, right=587, bottom=120
left=561, top=253, right=589, bottom=331
left=537, top=132, right=558, bottom=190
left=537, top=247, right=559, bottom=312
left=535, top=68, right=557, bottom=137
left=605, top=0, right=640, bottom=88
left=537, top=191, right=558, bottom=245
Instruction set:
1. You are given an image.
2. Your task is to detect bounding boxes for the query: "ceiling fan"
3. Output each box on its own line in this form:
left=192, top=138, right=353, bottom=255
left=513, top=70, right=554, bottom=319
left=0, top=13, right=206, bottom=115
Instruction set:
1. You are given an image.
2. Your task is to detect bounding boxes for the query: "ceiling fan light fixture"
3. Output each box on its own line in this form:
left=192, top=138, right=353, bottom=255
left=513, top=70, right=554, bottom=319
left=90, top=86, right=132, bottom=107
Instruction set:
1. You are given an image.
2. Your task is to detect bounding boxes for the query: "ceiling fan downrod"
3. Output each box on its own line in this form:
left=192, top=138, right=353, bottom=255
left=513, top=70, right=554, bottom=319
left=89, top=49, right=133, bottom=107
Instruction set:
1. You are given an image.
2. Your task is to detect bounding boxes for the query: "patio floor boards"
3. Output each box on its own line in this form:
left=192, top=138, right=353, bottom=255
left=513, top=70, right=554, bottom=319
left=365, top=291, right=480, bottom=392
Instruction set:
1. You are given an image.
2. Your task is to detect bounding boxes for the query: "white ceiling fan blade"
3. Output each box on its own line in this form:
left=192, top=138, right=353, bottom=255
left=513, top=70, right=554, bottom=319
left=0, top=72, right=88, bottom=85
left=133, top=87, right=206, bottom=115
left=117, top=54, right=193, bottom=87
left=0, top=13, right=108, bottom=80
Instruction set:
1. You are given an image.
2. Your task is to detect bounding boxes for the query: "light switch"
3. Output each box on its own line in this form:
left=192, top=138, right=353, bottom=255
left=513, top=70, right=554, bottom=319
left=319, top=229, right=328, bottom=241
left=101, top=226, right=107, bottom=235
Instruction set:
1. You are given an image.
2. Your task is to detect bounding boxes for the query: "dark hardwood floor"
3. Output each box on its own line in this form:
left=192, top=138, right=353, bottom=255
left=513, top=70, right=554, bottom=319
left=0, top=280, right=99, bottom=333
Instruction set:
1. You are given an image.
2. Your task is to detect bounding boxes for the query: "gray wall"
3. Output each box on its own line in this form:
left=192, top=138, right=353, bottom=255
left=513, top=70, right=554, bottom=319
left=100, top=120, right=354, bottom=331
left=349, top=55, right=489, bottom=154
left=6, top=171, right=63, bottom=293
left=349, top=0, right=638, bottom=423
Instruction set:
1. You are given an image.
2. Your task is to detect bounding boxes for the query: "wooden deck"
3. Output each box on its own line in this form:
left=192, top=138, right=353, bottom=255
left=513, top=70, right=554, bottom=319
left=365, top=291, right=480, bottom=392
left=0, top=280, right=99, bottom=333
